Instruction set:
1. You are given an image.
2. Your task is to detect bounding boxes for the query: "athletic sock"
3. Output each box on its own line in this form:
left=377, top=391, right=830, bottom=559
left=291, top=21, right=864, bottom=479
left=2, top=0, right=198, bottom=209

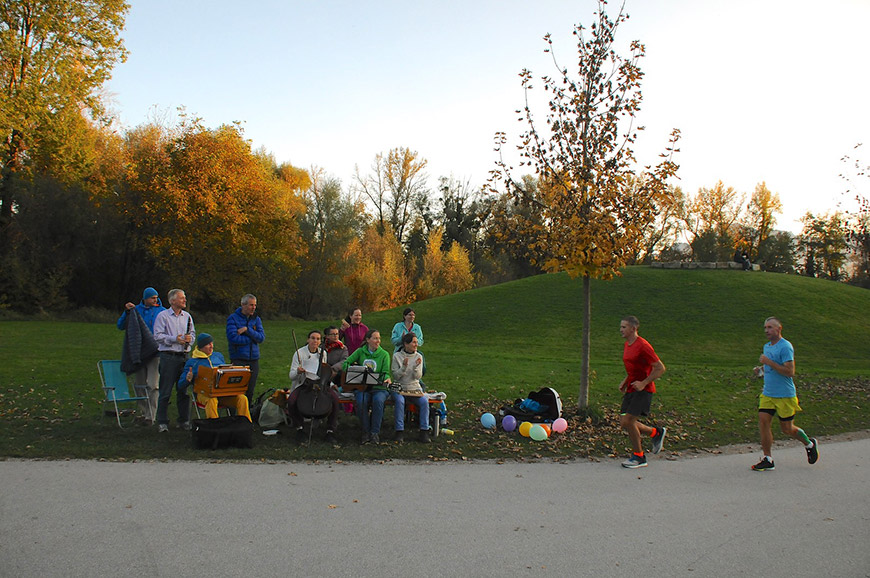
left=633, top=451, right=644, bottom=458
left=650, top=427, right=658, bottom=438
left=795, top=428, right=811, bottom=445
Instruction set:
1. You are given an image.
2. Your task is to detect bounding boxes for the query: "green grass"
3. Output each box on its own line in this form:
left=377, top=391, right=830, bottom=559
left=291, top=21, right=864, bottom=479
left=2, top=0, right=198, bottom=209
left=1, top=267, right=868, bottom=461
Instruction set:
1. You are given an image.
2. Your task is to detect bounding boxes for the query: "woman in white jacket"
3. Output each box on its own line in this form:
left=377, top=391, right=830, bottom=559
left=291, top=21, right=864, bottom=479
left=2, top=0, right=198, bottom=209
left=391, top=333, right=431, bottom=443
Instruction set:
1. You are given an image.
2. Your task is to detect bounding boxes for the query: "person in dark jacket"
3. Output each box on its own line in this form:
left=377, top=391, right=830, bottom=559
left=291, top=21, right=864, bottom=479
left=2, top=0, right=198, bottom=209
left=116, top=287, right=165, bottom=425
left=226, top=294, right=265, bottom=404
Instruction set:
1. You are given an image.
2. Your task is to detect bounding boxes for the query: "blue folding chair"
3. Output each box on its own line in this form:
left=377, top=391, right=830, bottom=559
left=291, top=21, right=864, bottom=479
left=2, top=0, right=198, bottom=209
left=98, top=360, right=151, bottom=428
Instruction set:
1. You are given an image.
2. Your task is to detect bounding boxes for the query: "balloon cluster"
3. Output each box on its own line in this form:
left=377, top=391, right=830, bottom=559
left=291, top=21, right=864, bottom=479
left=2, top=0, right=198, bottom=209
left=479, top=413, right=569, bottom=441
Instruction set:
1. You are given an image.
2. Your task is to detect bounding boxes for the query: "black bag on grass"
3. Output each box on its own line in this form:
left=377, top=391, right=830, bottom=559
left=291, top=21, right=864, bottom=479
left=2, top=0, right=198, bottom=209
left=191, top=416, right=254, bottom=450
left=500, top=387, right=563, bottom=422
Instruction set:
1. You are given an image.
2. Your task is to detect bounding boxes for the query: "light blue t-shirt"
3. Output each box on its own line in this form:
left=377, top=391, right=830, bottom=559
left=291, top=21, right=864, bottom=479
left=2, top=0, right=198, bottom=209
left=762, top=338, right=796, bottom=398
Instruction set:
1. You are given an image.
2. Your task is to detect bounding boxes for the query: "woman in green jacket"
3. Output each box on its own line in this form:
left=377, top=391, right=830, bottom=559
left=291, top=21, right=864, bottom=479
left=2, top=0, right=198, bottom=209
left=343, top=329, right=399, bottom=444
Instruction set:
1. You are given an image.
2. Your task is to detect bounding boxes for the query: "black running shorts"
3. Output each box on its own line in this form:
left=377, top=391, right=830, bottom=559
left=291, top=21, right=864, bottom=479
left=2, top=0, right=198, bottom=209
left=620, top=391, right=653, bottom=417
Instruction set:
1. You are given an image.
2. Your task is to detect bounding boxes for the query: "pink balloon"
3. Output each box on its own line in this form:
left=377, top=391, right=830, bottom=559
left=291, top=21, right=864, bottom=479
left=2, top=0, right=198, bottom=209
left=552, top=417, right=568, bottom=433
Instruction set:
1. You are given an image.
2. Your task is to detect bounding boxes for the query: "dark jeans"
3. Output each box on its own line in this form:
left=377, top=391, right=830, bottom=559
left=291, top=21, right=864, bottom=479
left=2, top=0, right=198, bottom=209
left=232, top=358, right=259, bottom=403
left=157, top=352, right=190, bottom=425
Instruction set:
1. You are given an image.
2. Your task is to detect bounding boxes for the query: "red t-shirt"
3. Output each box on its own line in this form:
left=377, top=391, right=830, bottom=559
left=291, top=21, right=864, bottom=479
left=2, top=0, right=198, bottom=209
left=623, top=336, right=660, bottom=393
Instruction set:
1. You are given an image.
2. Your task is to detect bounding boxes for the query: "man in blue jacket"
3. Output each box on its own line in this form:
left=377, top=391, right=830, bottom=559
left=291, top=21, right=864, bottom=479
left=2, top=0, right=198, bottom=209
left=116, top=287, right=165, bottom=425
left=226, top=293, right=265, bottom=405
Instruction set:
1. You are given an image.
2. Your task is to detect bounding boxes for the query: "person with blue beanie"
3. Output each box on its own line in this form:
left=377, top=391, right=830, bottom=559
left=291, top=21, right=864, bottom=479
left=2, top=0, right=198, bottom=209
left=116, top=287, right=166, bottom=425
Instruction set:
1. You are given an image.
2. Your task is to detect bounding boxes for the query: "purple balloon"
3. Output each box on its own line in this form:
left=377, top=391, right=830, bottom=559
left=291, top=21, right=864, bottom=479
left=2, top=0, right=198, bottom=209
left=502, top=414, right=517, bottom=432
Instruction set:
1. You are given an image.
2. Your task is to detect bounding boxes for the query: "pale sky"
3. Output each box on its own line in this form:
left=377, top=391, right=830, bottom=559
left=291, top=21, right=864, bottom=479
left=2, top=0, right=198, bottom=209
left=105, top=0, right=870, bottom=233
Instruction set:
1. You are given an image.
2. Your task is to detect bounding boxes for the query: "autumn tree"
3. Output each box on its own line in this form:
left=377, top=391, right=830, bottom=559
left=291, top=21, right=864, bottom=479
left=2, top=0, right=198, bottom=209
left=480, top=175, right=547, bottom=284
left=684, top=180, right=744, bottom=260
left=292, top=168, right=365, bottom=318
left=798, top=212, right=848, bottom=280
left=342, top=223, right=414, bottom=312
left=121, top=119, right=306, bottom=311
left=0, top=0, right=128, bottom=256
left=630, top=179, right=686, bottom=264
left=490, top=2, right=680, bottom=409
left=416, top=226, right=474, bottom=300
left=353, top=147, right=429, bottom=244
left=739, top=182, right=782, bottom=261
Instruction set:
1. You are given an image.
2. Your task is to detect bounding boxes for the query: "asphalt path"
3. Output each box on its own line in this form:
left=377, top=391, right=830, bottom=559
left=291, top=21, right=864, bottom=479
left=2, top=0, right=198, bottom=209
left=1, top=436, right=868, bottom=578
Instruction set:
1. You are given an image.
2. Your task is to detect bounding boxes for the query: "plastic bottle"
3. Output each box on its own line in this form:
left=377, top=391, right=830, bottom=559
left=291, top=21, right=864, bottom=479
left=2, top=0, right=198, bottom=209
left=441, top=428, right=454, bottom=436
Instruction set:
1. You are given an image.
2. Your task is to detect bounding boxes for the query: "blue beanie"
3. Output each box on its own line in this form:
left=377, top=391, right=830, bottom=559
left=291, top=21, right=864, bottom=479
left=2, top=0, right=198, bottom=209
left=143, top=287, right=159, bottom=300
left=196, top=333, right=213, bottom=348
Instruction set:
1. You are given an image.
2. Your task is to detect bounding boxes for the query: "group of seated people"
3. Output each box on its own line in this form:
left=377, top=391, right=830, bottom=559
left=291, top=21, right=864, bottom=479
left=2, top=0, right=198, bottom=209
left=161, top=304, right=436, bottom=445
left=285, top=307, right=434, bottom=445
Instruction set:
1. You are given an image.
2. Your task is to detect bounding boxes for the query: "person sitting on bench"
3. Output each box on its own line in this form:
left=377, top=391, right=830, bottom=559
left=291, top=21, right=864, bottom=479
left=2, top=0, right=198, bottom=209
left=343, top=329, right=397, bottom=445
left=288, top=330, right=340, bottom=444
left=391, top=333, right=432, bottom=443
left=178, top=333, right=251, bottom=421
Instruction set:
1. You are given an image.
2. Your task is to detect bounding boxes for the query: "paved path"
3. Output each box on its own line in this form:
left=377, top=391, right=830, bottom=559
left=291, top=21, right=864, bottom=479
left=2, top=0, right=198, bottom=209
left=1, top=437, right=868, bottom=578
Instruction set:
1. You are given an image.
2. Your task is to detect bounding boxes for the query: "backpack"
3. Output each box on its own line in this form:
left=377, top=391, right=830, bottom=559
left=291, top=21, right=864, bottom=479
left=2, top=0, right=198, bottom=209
left=500, top=387, right=563, bottom=422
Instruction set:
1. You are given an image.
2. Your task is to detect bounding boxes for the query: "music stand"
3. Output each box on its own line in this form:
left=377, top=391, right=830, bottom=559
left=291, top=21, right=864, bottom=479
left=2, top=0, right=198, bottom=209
left=343, top=365, right=386, bottom=392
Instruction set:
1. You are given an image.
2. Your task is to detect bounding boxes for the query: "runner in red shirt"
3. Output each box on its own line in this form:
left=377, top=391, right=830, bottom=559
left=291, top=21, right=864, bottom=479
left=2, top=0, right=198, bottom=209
left=618, top=315, right=667, bottom=468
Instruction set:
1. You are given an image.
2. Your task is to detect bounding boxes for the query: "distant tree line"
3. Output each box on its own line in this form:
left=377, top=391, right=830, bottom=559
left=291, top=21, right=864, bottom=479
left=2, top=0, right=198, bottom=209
left=2, top=1, right=867, bottom=318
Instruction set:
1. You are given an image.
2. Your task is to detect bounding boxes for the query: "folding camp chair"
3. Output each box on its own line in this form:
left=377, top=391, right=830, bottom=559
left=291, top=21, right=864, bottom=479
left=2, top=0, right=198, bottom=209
left=98, top=360, right=152, bottom=428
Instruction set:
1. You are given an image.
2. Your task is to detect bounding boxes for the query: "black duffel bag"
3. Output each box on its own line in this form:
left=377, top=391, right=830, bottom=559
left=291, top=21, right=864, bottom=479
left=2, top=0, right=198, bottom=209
left=191, top=416, right=254, bottom=450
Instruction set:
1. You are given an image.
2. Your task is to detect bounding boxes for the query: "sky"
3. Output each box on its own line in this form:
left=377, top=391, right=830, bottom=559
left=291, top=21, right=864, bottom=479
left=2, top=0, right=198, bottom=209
left=105, top=0, right=870, bottom=233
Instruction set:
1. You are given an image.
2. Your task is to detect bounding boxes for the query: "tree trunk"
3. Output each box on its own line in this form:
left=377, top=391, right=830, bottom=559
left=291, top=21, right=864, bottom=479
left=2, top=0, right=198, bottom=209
left=578, top=273, right=591, bottom=410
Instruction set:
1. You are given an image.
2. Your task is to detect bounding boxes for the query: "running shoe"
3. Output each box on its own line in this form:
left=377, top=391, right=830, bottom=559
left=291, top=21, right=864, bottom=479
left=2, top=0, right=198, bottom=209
left=621, top=454, right=648, bottom=468
left=651, top=426, right=667, bottom=454
left=751, top=457, right=775, bottom=471
left=158, top=424, right=169, bottom=433
left=806, top=438, right=819, bottom=464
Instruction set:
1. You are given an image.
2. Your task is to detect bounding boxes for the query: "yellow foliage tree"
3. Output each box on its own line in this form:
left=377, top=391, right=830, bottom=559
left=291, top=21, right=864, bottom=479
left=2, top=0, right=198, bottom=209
left=343, top=223, right=414, bottom=312
left=417, top=227, right=474, bottom=299
left=740, top=182, right=783, bottom=261
left=121, top=119, right=306, bottom=310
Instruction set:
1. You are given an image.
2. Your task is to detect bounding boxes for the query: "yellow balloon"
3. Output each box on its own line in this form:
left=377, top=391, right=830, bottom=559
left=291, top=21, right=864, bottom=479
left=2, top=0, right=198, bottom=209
left=519, top=421, right=532, bottom=437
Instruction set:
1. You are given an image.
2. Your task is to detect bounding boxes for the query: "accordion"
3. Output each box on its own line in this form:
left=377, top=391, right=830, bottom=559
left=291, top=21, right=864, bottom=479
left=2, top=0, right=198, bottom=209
left=193, top=365, right=250, bottom=397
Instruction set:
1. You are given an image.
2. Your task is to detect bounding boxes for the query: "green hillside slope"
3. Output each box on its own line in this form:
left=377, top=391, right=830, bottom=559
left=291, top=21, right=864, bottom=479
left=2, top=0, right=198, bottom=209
left=1, top=267, right=867, bottom=459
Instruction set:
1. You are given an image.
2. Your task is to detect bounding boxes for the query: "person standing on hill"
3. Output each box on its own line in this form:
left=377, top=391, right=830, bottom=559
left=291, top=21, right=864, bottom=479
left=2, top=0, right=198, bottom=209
left=339, top=307, right=368, bottom=354
left=390, top=307, right=424, bottom=351
left=226, top=294, right=265, bottom=405
left=750, top=317, right=819, bottom=471
left=618, top=315, right=667, bottom=469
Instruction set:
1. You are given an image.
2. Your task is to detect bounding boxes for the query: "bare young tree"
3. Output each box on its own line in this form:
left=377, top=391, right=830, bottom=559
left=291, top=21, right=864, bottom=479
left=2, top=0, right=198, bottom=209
left=352, top=147, right=429, bottom=244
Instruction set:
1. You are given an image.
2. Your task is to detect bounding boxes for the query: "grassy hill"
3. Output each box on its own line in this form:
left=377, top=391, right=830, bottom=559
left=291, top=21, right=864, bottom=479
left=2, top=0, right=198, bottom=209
left=1, top=267, right=867, bottom=460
